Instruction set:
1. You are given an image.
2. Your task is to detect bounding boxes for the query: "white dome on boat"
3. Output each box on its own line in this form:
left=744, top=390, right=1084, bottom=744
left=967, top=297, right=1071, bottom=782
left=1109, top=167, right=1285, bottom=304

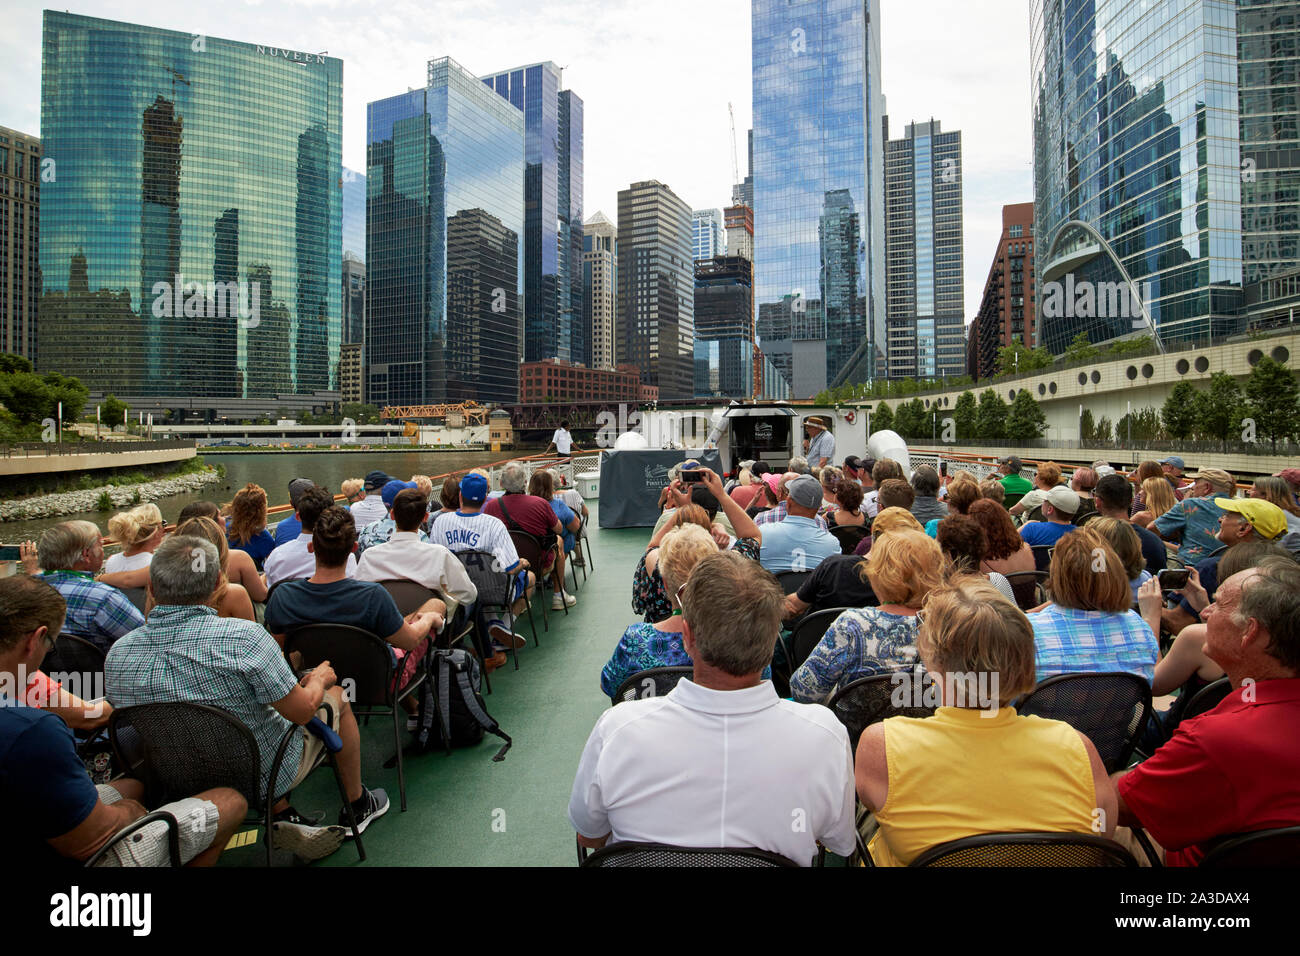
left=614, top=430, right=649, bottom=451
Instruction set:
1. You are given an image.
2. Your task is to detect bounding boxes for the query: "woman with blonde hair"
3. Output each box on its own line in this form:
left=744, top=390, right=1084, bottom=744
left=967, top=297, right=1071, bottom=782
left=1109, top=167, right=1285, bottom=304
left=104, top=503, right=165, bottom=574
left=161, top=517, right=255, bottom=621
left=1088, top=516, right=1151, bottom=603
left=792, top=529, right=944, bottom=702
left=225, top=482, right=276, bottom=571
left=602, top=524, right=719, bottom=697
left=1129, top=460, right=1165, bottom=516
left=1026, top=527, right=1160, bottom=683
left=1131, top=476, right=1177, bottom=528
left=857, top=575, right=1114, bottom=866
left=1250, top=476, right=1300, bottom=534
left=341, top=478, right=366, bottom=507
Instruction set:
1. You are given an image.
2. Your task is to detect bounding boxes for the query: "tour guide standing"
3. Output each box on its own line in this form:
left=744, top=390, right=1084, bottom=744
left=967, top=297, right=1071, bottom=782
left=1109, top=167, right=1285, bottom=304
left=546, top=421, right=574, bottom=459
left=805, top=416, right=835, bottom=469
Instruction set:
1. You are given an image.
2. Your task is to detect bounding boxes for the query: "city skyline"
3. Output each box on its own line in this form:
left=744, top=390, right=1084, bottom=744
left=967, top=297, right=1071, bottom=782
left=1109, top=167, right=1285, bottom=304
left=1, top=1, right=1034, bottom=342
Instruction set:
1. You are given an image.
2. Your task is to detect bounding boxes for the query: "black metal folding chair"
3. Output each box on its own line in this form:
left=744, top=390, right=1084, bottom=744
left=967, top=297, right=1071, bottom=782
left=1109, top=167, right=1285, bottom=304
left=120, top=587, right=148, bottom=615
left=829, top=524, right=871, bottom=555
left=611, top=666, right=693, bottom=705
left=284, top=623, right=425, bottom=812
left=109, top=701, right=363, bottom=865
left=1030, top=545, right=1054, bottom=573
left=1199, top=826, right=1300, bottom=867
left=910, top=831, right=1138, bottom=867
left=510, top=529, right=561, bottom=626
left=85, top=809, right=182, bottom=867
left=579, top=840, right=800, bottom=867
left=43, top=633, right=106, bottom=678
left=774, top=570, right=813, bottom=595
left=375, top=579, right=473, bottom=652
left=1002, top=570, right=1051, bottom=611
left=1179, top=676, right=1233, bottom=722
left=828, top=670, right=937, bottom=751
left=455, top=549, right=530, bottom=671
left=786, top=607, right=850, bottom=675
left=1015, top=672, right=1153, bottom=772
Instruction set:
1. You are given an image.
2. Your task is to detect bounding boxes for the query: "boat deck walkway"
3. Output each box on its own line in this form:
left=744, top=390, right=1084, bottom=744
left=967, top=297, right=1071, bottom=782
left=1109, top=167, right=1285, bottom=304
left=221, top=502, right=648, bottom=867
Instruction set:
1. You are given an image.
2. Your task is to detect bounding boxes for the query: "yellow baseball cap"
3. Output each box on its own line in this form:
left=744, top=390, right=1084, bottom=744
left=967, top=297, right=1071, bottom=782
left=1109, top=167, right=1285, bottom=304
left=1217, top=497, right=1288, bottom=541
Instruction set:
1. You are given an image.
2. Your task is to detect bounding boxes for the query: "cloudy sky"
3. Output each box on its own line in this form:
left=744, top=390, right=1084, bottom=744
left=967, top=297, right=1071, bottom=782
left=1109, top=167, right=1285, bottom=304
left=2, top=0, right=1033, bottom=322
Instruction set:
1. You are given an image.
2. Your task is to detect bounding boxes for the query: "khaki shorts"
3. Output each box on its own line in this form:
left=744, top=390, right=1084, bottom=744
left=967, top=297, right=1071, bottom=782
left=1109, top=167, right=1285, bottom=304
left=288, top=698, right=341, bottom=791
left=93, top=785, right=219, bottom=867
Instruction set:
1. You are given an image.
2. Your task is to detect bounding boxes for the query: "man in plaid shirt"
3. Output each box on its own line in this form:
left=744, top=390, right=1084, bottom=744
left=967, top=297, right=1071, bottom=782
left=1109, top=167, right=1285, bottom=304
left=754, top=473, right=830, bottom=530
left=106, top=535, right=390, bottom=861
left=35, top=521, right=143, bottom=652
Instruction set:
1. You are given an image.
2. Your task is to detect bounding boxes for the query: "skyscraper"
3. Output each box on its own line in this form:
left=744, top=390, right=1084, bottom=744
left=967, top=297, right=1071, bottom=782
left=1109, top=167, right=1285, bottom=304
left=752, top=0, right=886, bottom=396
left=1032, top=0, right=1242, bottom=353
left=342, top=167, right=366, bottom=262
left=724, top=204, right=754, bottom=262
left=0, top=126, right=39, bottom=362
left=366, top=58, right=524, bottom=407
left=481, top=62, right=584, bottom=366
left=693, top=255, right=754, bottom=398
left=885, top=119, right=964, bottom=379
left=583, top=211, right=617, bottom=371
left=692, top=209, right=725, bottom=260
left=1238, top=1, right=1300, bottom=327
left=38, top=12, right=342, bottom=406
left=616, top=180, right=694, bottom=400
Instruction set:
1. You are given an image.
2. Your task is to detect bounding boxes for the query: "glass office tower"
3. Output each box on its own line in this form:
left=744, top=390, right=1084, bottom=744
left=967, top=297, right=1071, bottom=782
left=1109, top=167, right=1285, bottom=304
left=693, top=255, right=754, bottom=398
left=885, top=120, right=965, bottom=379
left=366, top=58, right=523, bottom=407
left=1032, top=0, right=1243, bottom=352
left=752, top=0, right=886, bottom=396
left=38, top=12, right=342, bottom=403
left=481, top=63, right=584, bottom=367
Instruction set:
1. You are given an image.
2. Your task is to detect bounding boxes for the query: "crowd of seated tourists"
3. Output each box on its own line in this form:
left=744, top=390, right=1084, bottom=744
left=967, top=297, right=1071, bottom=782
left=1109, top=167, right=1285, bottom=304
left=2, top=460, right=590, bottom=866
left=572, top=453, right=1300, bottom=867
left=5, top=448, right=1300, bottom=868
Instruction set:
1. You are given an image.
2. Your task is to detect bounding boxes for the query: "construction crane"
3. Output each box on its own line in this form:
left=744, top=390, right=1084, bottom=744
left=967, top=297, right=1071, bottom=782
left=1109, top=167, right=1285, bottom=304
left=728, top=102, right=740, bottom=190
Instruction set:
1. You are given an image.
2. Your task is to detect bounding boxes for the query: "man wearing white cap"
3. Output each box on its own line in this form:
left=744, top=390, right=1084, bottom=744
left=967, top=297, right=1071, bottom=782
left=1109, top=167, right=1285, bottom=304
left=1018, top=487, right=1081, bottom=548
left=804, top=417, right=835, bottom=469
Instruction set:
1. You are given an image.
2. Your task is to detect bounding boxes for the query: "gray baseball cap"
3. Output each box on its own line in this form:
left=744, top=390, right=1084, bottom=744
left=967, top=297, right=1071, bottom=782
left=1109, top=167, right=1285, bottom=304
left=787, top=475, right=824, bottom=509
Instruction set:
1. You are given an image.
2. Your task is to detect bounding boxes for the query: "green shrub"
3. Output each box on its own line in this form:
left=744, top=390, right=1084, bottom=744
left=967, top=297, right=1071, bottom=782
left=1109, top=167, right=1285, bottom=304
left=95, top=491, right=113, bottom=511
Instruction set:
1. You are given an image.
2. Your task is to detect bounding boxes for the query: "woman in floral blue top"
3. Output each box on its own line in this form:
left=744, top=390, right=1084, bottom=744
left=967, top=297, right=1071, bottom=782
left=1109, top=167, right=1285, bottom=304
left=604, top=524, right=720, bottom=697
left=791, top=529, right=944, bottom=703
left=632, top=468, right=763, bottom=624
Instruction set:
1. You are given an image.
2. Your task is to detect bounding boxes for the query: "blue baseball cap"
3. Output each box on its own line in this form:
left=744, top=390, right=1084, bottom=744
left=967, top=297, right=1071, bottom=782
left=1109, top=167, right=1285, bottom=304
left=381, top=479, right=416, bottom=508
left=1160, top=456, right=1186, bottom=471
left=459, top=473, right=488, bottom=504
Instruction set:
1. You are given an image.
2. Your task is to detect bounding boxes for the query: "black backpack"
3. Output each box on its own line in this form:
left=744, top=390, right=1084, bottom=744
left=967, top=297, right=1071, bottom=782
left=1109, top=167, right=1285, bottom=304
left=416, top=647, right=511, bottom=761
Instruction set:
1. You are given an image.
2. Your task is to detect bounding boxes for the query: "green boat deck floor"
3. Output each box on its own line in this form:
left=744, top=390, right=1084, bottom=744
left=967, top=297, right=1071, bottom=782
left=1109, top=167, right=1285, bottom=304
left=222, top=503, right=648, bottom=867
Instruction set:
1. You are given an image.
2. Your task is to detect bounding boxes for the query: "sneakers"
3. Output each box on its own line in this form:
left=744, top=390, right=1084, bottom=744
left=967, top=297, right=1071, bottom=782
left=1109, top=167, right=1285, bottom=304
left=489, top=623, right=527, bottom=649
left=340, top=786, right=390, bottom=837
left=551, top=590, right=577, bottom=610
left=271, top=807, right=346, bottom=861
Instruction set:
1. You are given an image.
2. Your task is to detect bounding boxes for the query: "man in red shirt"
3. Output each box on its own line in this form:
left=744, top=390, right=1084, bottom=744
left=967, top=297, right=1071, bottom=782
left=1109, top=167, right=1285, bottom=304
left=1114, top=559, right=1300, bottom=865
left=485, top=462, right=573, bottom=610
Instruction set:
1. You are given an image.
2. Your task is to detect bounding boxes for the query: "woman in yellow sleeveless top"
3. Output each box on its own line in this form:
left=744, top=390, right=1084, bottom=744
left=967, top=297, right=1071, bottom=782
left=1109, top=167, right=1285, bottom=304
left=856, top=575, right=1116, bottom=866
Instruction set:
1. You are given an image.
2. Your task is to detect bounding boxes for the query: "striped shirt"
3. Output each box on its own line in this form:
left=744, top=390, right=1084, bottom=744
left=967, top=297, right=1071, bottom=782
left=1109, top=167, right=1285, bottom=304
left=1027, top=605, right=1159, bottom=684
left=754, top=501, right=829, bottom=530
left=105, top=604, right=302, bottom=798
left=40, top=571, right=144, bottom=652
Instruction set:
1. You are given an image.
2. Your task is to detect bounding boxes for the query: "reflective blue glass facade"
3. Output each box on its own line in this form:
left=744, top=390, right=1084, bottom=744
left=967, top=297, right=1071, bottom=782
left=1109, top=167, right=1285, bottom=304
left=366, top=58, right=524, bottom=406
left=1032, top=0, right=1243, bottom=352
left=693, top=255, right=754, bottom=398
left=342, top=168, right=366, bottom=262
left=482, top=63, right=584, bottom=367
left=38, top=12, right=342, bottom=402
left=752, top=0, right=886, bottom=396
left=885, top=120, right=965, bottom=379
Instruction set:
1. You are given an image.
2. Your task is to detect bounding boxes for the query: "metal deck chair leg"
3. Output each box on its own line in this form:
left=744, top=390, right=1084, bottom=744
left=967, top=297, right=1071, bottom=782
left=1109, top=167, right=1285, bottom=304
left=391, top=707, right=407, bottom=812
left=332, top=752, right=366, bottom=862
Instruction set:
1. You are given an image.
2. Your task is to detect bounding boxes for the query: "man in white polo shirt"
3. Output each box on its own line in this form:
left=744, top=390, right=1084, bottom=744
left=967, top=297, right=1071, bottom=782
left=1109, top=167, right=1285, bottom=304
left=263, top=486, right=357, bottom=587
left=356, top=489, right=478, bottom=622
left=546, top=420, right=573, bottom=459
left=568, top=550, right=856, bottom=865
